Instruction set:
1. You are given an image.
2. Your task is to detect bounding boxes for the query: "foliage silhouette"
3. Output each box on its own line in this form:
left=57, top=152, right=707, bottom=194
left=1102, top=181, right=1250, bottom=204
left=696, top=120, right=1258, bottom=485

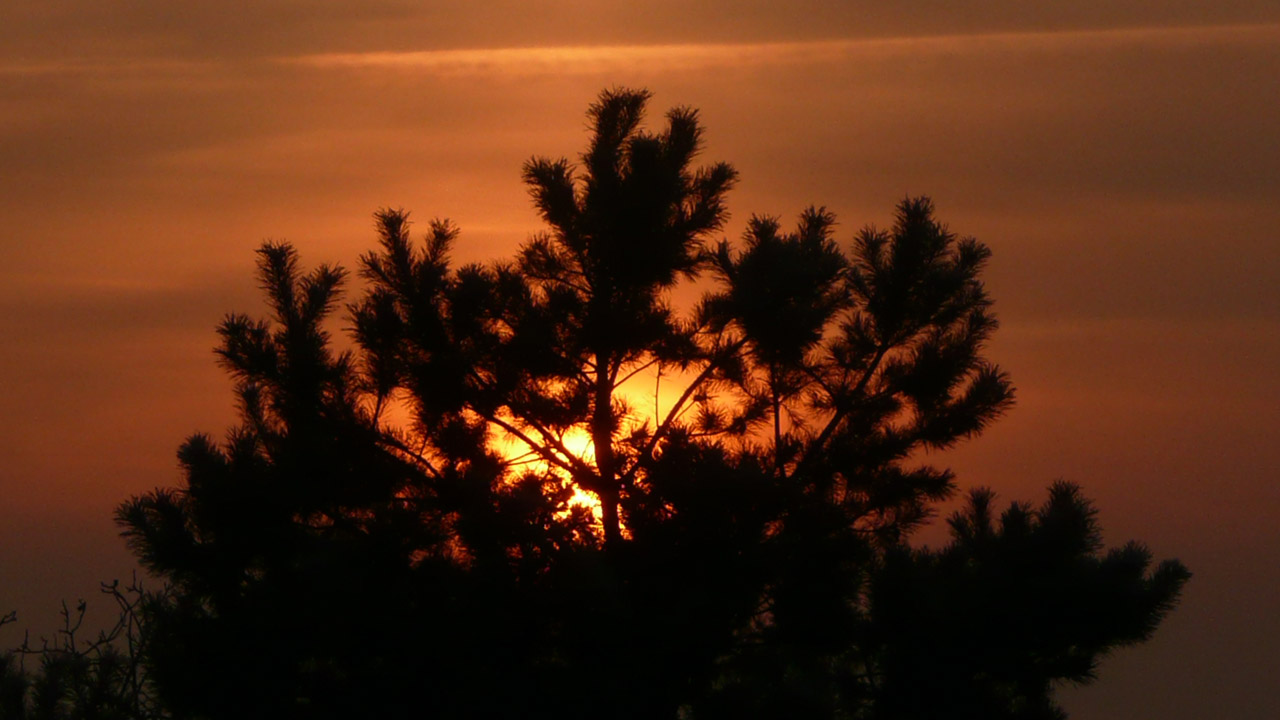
left=118, top=88, right=1189, bottom=719
left=0, top=578, right=164, bottom=720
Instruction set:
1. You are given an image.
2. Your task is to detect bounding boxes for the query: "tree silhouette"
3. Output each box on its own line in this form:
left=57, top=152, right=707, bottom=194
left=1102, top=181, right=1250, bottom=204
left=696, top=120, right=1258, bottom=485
left=118, top=88, right=1189, bottom=719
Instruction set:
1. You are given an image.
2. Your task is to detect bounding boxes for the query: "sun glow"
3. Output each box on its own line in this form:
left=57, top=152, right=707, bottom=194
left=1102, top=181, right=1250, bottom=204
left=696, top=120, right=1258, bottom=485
left=380, top=361, right=703, bottom=528
left=552, top=427, right=602, bottom=517
left=494, top=365, right=700, bottom=523
left=501, top=424, right=602, bottom=519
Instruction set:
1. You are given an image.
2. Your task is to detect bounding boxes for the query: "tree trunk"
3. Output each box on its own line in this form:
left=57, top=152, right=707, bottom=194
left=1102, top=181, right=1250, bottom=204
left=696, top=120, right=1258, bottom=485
left=593, top=351, right=621, bottom=547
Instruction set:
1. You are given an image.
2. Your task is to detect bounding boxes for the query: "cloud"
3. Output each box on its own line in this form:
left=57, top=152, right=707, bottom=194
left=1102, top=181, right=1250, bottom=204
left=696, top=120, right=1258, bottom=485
left=5, top=1, right=1279, bottom=69
left=284, top=23, right=1280, bottom=76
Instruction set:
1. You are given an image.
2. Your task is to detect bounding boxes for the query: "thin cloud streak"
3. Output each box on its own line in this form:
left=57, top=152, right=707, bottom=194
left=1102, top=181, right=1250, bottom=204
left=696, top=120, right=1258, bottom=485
left=3, top=22, right=1274, bottom=78
left=287, top=22, right=1280, bottom=75
left=0, top=58, right=223, bottom=78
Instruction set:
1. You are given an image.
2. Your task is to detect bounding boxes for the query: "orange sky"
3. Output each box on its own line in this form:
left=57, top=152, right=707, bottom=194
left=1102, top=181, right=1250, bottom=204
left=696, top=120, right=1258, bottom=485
left=2, top=3, right=1278, bottom=717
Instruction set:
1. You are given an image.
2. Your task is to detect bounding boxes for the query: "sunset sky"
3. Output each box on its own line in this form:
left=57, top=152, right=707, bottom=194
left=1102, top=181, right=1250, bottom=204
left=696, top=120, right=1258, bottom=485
left=2, top=2, right=1278, bottom=717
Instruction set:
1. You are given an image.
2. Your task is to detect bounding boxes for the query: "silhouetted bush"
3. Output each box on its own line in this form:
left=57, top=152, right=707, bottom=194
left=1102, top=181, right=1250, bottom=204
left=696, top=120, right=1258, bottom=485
left=1, top=578, right=165, bottom=720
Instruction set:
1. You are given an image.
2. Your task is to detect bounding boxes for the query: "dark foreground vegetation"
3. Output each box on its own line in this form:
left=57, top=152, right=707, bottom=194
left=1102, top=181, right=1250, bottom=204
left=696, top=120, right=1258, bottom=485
left=4, top=88, right=1188, bottom=719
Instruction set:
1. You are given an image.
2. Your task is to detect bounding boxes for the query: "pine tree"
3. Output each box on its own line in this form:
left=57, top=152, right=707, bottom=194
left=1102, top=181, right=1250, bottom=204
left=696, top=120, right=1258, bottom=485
left=118, top=88, right=1188, bottom=719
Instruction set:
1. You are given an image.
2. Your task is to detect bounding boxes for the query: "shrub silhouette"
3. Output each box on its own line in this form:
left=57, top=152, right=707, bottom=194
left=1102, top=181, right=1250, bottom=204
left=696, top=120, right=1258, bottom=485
left=118, top=88, right=1188, bottom=719
left=0, top=579, right=164, bottom=720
